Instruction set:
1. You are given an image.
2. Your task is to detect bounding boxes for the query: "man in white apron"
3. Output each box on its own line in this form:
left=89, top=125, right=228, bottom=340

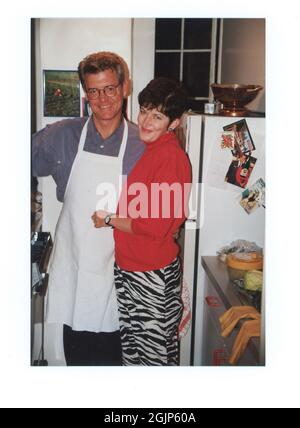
left=32, top=52, right=144, bottom=365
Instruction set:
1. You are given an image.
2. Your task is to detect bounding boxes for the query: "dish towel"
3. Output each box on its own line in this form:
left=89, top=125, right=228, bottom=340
left=219, top=305, right=261, bottom=364
left=219, top=305, right=260, bottom=337
left=229, top=318, right=261, bottom=365
left=179, top=277, right=192, bottom=339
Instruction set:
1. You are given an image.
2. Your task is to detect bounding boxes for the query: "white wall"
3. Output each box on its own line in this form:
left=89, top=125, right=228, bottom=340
left=131, top=19, right=155, bottom=123
left=221, top=19, right=265, bottom=112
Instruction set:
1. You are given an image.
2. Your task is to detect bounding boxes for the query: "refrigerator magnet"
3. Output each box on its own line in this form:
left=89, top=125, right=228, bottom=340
left=225, top=154, right=257, bottom=189
left=238, top=178, right=266, bottom=214
left=223, top=119, right=255, bottom=156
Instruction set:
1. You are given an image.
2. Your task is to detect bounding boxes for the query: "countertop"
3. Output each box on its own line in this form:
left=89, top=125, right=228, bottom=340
left=201, top=255, right=260, bottom=362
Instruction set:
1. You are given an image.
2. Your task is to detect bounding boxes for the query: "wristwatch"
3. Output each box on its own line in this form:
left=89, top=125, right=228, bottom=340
left=104, top=214, right=114, bottom=228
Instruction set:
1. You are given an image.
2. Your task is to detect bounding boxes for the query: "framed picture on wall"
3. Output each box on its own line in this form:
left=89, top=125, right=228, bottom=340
left=43, top=70, right=80, bottom=117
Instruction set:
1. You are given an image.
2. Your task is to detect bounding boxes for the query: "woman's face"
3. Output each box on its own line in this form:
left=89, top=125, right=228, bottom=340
left=138, top=106, right=174, bottom=143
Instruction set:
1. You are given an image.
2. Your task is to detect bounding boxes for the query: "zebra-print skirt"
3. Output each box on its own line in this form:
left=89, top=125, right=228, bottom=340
left=114, top=258, right=183, bottom=366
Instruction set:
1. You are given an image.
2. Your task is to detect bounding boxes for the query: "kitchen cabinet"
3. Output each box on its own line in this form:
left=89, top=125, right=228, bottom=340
left=201, top=256, right=261, bottom=366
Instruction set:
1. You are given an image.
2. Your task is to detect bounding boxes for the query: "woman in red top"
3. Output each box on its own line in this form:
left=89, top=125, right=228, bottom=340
left=92, top=78, right=191, bottom=365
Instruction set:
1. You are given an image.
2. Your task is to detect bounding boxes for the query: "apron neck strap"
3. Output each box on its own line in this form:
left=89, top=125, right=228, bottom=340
left=78, top=116, right=129, bottom=159
left=118, top=119, right=128, bottom=160
left=78, top=117, right=91, bottom=152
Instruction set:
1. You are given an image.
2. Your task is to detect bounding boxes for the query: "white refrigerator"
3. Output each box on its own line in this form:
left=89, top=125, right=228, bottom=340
left=179, top=113, right=265, bottom=366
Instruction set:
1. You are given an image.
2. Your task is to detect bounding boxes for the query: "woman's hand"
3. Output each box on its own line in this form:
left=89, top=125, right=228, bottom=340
left=92, top=211, right=133, bottom=234
left=91, top=210, right=109, bottom=228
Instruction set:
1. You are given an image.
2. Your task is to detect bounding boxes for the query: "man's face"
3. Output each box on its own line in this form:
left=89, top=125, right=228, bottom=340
left=84, top=69, right=127, bottom=122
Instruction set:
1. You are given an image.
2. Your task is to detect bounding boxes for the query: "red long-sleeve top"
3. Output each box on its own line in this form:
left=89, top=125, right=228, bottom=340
left=114, top=132, right=192, bottom=271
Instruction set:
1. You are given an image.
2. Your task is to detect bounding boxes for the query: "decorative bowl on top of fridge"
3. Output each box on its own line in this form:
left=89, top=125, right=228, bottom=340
left=211, top=83, right=263, bottom=117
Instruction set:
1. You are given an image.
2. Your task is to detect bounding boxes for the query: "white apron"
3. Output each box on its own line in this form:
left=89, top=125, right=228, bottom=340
left=46, top=118, right=128, bottom=332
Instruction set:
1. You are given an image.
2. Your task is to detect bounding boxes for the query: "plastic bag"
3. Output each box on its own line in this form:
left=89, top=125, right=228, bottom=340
left=217, top=239, right=262, bottom=262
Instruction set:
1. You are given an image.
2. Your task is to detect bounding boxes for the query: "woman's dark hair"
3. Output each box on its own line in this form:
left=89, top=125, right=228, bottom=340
left=138, top=77, right=188, bottom=122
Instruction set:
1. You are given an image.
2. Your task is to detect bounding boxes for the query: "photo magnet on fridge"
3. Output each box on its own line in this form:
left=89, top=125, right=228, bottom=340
left=239, top=178, right=266, bottom=214
left=223, top=119, right=255, bottom=156
left=225, top=154, right=257, bottom=189
left=220, top=131, right=235, bottom=150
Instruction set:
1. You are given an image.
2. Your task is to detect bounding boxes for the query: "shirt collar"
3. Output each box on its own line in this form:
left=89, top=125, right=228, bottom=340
left=143, top=132, right=175, bottom=150
left=89, top=116, right=125, bottom=144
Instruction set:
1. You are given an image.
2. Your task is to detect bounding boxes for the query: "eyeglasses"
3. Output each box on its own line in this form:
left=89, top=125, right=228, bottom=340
left=86, top=83, right=121, bottom=99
